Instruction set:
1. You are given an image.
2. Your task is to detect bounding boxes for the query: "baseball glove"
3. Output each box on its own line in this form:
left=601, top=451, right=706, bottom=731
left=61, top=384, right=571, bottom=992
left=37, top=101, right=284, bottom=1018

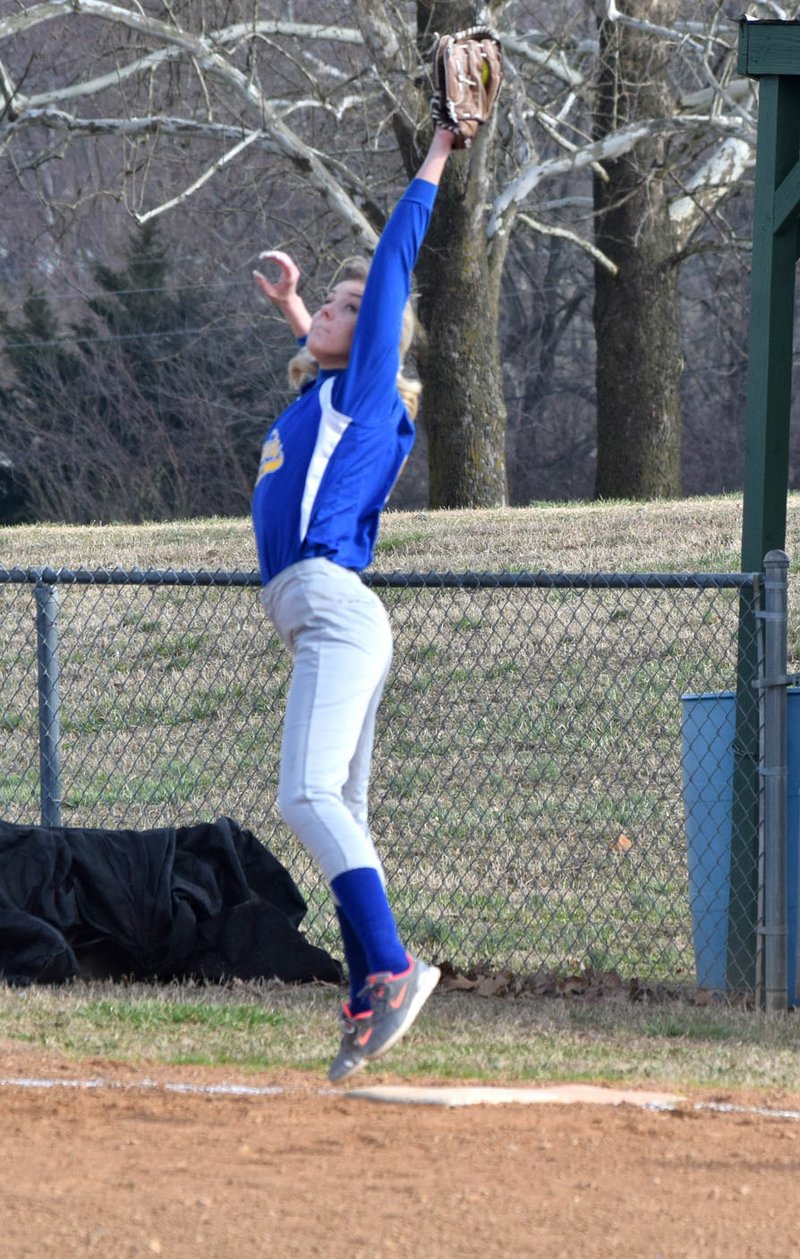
left=430, top=27, right=503, bottom=149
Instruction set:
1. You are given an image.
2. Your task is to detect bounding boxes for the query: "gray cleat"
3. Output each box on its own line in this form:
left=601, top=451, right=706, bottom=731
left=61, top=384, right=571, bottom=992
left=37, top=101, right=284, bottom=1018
left=328, top=1003, right=374, bottom=1084
left=363, top=954, right=441, bottom=1062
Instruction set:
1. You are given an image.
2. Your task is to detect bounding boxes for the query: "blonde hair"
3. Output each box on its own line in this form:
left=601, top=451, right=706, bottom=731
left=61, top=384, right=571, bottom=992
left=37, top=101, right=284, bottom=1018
left=287, top=256, right=422, bottom=420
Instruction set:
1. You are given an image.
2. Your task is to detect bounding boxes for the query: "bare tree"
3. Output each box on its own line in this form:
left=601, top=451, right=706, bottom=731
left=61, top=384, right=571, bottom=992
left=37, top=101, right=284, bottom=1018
left=593, top=0, right=683, bottom=498
left=0, top=218, right=286, bottom=523
left=0, top=1, right=786, bottom=510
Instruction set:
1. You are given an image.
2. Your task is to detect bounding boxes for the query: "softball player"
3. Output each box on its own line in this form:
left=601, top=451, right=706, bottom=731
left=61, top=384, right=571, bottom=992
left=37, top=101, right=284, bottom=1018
left=252, top=127, right=456, bottom=1081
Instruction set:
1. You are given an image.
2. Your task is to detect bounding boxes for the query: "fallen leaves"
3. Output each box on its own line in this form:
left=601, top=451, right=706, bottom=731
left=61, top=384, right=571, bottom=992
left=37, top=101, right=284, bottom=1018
left=436, top=959, right=742, bottom=1005
left=610, top=833, right=633, bottom=852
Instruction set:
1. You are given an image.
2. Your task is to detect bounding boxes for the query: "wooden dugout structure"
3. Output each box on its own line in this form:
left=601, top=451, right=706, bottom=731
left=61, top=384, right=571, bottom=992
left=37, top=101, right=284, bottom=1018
left=730, top=19, right=800, bottom=995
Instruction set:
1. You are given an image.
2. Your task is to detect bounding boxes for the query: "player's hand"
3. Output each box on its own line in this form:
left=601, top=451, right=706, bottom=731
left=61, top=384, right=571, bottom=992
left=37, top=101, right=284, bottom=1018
left=253, top=250, right=301, bottom=305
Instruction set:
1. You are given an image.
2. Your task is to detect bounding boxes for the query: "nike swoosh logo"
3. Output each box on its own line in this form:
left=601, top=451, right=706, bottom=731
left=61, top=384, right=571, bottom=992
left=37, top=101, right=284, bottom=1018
left=388, top=984, right=408, bottom=1009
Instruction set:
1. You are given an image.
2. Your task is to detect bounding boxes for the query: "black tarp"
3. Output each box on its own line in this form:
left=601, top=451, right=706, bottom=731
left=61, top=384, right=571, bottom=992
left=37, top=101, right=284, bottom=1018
left=0, top=816, right=342, bottom=986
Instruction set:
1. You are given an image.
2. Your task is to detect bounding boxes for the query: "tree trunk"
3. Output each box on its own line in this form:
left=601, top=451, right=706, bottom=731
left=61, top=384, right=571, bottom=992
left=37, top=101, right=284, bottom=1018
left=409, top=0, right=509, bottom=509
left=415, top=170, right=509, bottom=508
left=593, top=0, right=683, bottom=500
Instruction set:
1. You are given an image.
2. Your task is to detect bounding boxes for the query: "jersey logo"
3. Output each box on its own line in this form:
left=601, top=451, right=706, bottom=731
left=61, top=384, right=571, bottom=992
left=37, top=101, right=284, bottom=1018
left=256, top=431, right=284, bottom=483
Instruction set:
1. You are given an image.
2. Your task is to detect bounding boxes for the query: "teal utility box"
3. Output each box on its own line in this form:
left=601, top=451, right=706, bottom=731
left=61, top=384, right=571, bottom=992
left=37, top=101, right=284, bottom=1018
left=681, top=690, right=800, bottom=1002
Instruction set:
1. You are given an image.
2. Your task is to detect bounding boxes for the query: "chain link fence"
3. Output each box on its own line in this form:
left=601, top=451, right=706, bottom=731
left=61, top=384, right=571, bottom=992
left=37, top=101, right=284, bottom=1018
left=0, top=565, right=763, bottom=989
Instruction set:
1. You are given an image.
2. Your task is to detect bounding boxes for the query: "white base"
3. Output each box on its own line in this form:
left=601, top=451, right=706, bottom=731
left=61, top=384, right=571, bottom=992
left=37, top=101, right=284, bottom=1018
left=345, top=1083, right=682, bottom=1109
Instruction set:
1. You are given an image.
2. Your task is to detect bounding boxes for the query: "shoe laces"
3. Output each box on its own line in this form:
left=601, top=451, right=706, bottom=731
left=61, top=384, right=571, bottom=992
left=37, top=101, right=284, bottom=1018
left=341, top=1002, right=371, bottom=1033
left=363, top=970, right=403, bottom=1014
left=368, top=983, right=389, bottom=1012
left=362, top=955, right=413, bottom=1012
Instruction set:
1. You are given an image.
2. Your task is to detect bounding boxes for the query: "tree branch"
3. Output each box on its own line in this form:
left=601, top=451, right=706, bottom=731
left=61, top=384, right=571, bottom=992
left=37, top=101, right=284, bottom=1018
left=1, top=0, right=381, bottom=247
left=131, top=130, right=260, bottom=224
left=517, top=211, right=619, bottom=275
left=670, top=135, right=754, bottom=251
left=488, top=113, right=747, bottom=240
left=502, top=34, right=585, bottom=89
left=2, top=107, right=280, bottom=145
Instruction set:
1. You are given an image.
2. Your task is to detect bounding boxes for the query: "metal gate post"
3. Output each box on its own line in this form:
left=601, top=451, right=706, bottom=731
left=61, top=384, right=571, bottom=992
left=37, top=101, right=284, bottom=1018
left=35, top=581, right=62, bottom=828
left=760, top=550, right=789, bottom=1011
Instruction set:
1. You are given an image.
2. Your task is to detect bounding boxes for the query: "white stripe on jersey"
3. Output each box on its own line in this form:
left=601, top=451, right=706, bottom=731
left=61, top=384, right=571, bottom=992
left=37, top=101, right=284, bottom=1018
left=299, top=378, right=353, bottom=543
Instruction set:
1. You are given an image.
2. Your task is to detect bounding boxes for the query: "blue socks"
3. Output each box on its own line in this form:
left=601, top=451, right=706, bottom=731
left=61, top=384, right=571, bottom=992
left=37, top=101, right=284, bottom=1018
left=334, top=906, right=371, bottom=1014
left=331, top=867, right=408, bottom=1010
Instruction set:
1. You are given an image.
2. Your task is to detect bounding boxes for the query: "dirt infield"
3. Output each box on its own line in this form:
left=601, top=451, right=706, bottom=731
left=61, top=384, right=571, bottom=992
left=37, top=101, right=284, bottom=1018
left=3, top=1043, right=800, bottom=1259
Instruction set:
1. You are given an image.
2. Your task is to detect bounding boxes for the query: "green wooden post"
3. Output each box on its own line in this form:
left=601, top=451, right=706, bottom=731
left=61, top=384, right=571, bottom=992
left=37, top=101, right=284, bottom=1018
left=733, top=20, right=800, bottom=989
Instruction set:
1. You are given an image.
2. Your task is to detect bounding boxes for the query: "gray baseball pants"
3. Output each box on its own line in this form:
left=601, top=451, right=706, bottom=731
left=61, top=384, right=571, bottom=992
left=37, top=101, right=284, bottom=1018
left=259, top=557, right=392, bottom=883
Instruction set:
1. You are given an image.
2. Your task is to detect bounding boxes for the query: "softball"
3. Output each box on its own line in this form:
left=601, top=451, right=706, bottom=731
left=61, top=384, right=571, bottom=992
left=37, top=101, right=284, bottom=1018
left=481, top=59, right=490, bottom=85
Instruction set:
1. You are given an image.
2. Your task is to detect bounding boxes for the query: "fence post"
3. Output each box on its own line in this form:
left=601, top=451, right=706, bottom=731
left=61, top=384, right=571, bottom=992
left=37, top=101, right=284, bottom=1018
left=35, top=582, right=62, bottom=829
left=730, top=583, right=761, bottom=991
left=760, top=549, right=789, bottom=1011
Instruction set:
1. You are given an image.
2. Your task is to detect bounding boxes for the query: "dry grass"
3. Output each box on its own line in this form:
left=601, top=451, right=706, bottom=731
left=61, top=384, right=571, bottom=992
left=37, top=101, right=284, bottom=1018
left=2, top=979, right=800, bottom=1093
left=0, top=493, right=761, bottom=574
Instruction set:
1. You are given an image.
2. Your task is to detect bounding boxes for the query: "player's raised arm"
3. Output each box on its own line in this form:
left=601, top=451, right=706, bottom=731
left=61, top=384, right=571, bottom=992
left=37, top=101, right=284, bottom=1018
left=416, top=125, right=457, bottom=185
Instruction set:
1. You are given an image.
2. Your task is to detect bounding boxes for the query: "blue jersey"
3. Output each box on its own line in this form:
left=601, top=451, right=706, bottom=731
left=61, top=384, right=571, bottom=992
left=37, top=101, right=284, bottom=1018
left=252, top=178, right=438, bottom=584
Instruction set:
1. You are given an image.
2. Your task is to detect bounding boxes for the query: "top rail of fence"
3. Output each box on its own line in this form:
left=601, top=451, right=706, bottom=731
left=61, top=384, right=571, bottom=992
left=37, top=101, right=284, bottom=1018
left=0, top=566, right=761, bottom=591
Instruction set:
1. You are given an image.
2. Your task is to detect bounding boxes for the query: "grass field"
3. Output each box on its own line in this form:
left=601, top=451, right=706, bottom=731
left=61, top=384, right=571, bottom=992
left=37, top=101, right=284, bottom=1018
left=1, top=494, right=800, bottom=1089
left=3, top=978, right=800, bottom=1094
